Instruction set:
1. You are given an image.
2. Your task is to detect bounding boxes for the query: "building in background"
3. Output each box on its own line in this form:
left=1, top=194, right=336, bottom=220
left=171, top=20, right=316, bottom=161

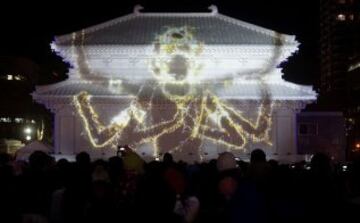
left=0, top=57, right=49, bottom=153
left=297, top=112, right=346, bottom=162
left=319, top=0, right=360, bottom=157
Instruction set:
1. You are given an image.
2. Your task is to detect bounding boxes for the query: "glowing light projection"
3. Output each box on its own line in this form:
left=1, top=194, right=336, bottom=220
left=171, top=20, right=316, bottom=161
left=72, top=26, right=274, bottom=160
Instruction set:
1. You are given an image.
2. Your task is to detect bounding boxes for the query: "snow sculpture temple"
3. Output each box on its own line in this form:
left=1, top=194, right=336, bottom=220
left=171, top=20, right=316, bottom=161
left=33, top=5, right=317, bottom=162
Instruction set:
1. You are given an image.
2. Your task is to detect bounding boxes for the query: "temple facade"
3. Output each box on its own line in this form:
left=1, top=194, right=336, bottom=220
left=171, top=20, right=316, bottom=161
left=33, top=6, right=316, bottom=163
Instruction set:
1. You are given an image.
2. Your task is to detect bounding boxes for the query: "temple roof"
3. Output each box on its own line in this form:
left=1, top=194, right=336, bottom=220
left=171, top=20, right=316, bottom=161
left=54, top=5, right=297, bottom=46
left=33, top=6, right=316, bottom=103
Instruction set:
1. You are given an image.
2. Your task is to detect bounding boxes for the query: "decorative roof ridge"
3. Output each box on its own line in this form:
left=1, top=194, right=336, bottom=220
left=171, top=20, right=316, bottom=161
left=132, top=4, right=219, bottom=16
left=132, top=4, right=217, bottom=17
left=133, top=12, right=216, bottom=17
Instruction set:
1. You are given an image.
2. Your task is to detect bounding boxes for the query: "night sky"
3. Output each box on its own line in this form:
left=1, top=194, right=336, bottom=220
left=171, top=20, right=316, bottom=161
left=0, top=0, right=319, bottom=86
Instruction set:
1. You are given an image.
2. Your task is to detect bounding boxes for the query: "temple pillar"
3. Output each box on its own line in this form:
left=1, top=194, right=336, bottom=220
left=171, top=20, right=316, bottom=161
left=53, top=104, right=76, bottom=156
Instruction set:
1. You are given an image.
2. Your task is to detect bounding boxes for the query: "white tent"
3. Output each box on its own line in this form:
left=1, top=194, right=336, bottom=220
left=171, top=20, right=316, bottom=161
left=15, top=140, right=53, bottom=161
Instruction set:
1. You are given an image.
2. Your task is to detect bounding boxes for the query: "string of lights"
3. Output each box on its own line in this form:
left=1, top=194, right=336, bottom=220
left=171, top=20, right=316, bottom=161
left=72, top=26, right=274, bottom=159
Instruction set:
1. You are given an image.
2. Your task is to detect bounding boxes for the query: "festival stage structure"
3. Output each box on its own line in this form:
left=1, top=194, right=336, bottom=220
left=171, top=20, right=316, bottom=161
left=33, top=5, right=317, bottom=162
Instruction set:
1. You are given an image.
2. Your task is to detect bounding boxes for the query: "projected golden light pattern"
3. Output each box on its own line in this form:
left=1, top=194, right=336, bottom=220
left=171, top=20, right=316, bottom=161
left=72, top=26, right=273, bottom=159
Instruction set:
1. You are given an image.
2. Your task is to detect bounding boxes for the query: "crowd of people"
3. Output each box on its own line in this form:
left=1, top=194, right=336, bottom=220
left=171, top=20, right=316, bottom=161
left=0, top=147, right=360, bottom=223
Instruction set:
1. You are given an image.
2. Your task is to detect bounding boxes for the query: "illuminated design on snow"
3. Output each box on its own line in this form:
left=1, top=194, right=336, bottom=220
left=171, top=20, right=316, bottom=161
left=72, top=26, right=274, bottom=160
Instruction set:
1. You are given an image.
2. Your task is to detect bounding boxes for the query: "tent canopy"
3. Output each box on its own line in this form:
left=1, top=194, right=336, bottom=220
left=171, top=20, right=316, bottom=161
left=16, top=140, right=53, bottom=161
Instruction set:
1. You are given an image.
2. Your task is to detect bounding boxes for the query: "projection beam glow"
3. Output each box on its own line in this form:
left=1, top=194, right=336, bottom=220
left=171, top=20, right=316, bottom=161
left=71, top=26, right=275, bottom=160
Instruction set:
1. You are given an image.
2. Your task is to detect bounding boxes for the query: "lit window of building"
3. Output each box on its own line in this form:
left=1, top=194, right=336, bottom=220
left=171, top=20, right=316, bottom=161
left=1, top=74, right=26, bottom=81
left=14, top=118, right=24, bottom=123
left=337, top=14, right=346, bottom=21
left=0, top=117, right=11, bottom=123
